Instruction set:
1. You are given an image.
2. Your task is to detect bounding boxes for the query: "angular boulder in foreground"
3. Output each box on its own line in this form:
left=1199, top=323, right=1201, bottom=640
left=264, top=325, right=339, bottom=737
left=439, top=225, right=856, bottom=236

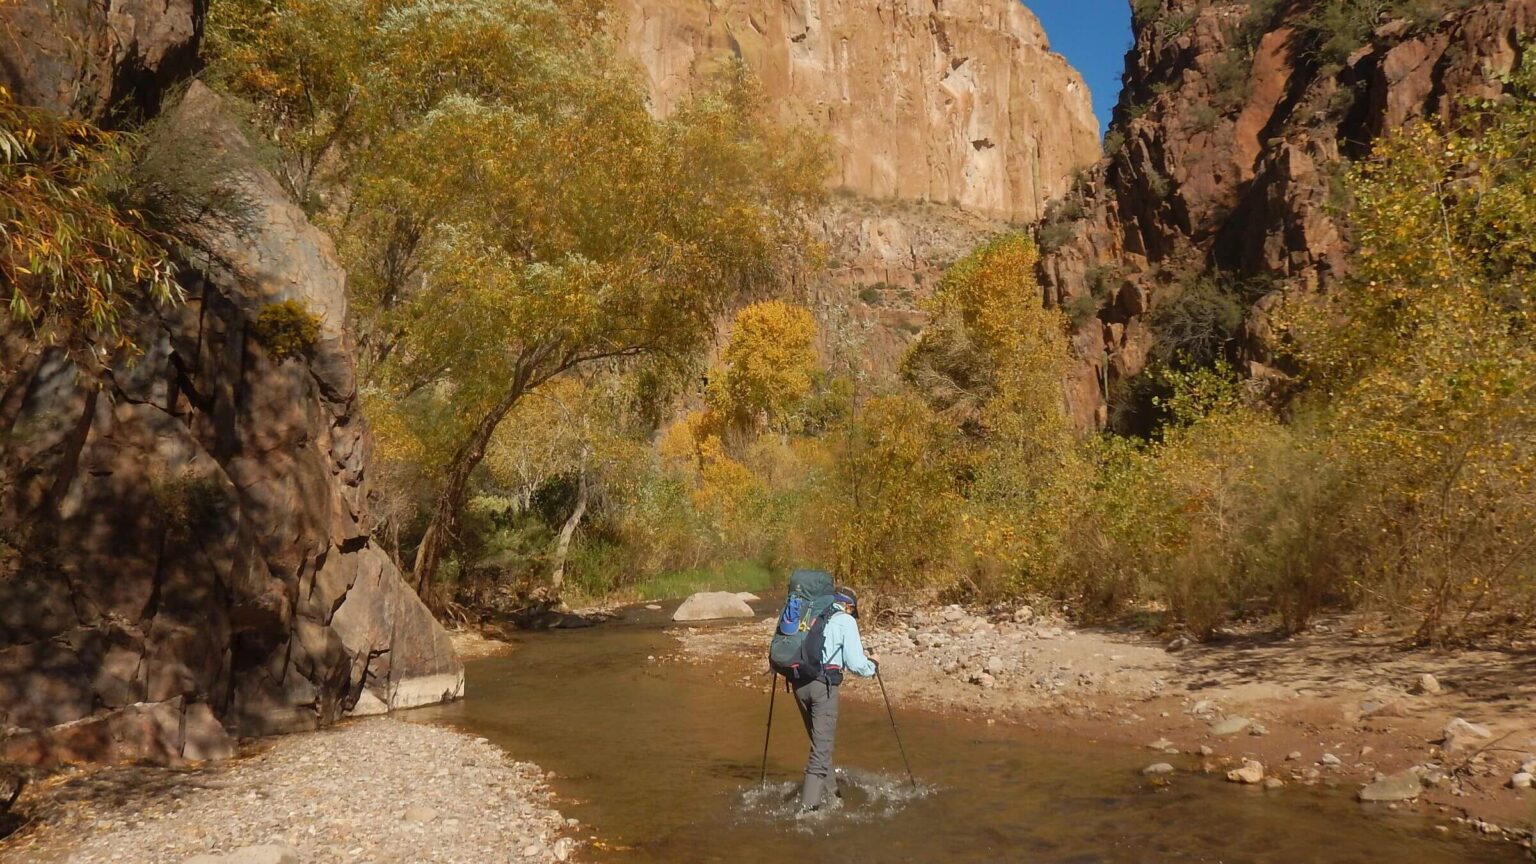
left=0, top=82, right=461, bottom=764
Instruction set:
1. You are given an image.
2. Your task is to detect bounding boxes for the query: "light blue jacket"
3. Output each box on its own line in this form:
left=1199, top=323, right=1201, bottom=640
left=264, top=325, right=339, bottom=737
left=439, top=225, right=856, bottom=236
left=821, top=606, right=877, bottom=678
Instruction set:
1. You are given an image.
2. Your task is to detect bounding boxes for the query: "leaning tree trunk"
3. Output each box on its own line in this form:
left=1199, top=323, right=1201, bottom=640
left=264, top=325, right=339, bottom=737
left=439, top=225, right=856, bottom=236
left=412, top=384, right=526, bottom=605
left=549, top=452, right=590, bottom=595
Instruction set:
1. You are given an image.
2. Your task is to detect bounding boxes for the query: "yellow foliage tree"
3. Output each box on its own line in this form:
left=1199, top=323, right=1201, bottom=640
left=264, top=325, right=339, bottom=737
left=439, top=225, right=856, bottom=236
left=709, top=300, right=818, bottom=429
left=905, top=233, right=1085, bottom=590
left=821, top=393, right=961, bottom=591
left=1280, top=64, right=1536, bottom=640
left=209, top=0, right=827, bottom=599
left=0, top=87, right=179, bottom=359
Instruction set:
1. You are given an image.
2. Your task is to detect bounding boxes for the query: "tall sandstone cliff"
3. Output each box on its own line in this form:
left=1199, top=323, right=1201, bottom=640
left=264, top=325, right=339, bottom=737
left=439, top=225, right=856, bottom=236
left=0, top=0, right=461, bottom=766
left=619, top=0, right=1100, bottom=221
left=617, top=0, right=1102, bottom=368
left=1039, top=0, right=1535, bottom=429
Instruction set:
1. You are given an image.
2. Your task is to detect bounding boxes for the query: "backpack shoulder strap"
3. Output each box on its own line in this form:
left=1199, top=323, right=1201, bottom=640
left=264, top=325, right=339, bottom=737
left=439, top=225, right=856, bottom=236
left=820, top=608, right=846, bottom=665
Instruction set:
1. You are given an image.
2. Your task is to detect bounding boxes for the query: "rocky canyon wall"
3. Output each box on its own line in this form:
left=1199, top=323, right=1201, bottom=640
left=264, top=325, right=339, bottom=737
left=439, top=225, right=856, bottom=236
left=618, top=0, right=1101, bottom=223
left=1037, top=0, right=1535, bottom=430
left=0, top=0, right=461, bottom=766
left=617, top=0, right=1103, bottom=372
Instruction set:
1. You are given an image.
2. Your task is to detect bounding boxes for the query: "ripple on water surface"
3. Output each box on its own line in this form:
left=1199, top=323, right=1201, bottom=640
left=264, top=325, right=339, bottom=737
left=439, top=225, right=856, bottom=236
left=737, top=770, right=937, bottom=828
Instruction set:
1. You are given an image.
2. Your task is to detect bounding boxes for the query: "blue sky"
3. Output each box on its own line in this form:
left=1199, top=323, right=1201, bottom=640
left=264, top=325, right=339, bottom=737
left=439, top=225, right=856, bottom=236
left=1025, top=0, right=1133, bottom=133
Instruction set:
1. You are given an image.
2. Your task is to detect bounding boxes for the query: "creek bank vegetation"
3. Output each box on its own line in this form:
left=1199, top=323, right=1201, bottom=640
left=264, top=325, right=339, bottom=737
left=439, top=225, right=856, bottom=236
left=231, top=1, right=1529, bottom=649
left=477, top=52, right=1527, bottom=652
left=644, top=61, right=1536, bottom=646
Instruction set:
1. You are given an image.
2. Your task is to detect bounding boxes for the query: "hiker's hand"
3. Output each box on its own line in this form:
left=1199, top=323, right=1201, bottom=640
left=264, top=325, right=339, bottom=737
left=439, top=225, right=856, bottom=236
left=868, top=652, right=880, bottom=666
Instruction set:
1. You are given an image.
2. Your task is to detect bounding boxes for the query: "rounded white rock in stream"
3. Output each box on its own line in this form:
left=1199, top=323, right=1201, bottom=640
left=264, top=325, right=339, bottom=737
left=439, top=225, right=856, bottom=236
left=672, top=591, right=755, bottom=621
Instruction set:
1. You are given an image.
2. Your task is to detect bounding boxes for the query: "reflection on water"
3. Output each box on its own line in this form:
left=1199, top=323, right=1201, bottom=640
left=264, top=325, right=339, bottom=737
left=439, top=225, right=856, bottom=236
left=410, top=609, right=1519, bottom=863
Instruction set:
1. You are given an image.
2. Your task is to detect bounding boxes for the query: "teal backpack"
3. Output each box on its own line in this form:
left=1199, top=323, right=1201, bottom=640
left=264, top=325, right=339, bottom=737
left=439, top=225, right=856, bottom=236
left=769, top=569, right=837, bottom=684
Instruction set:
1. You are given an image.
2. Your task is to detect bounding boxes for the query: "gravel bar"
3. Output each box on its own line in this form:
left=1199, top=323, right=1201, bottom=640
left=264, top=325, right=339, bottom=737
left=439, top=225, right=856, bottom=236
left=3, top=718, right=575, bottom=864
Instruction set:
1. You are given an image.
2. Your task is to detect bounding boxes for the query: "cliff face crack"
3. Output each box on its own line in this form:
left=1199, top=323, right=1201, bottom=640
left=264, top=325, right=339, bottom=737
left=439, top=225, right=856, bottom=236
left=46, top=387, right=98, bottom=521
left=928, top=16, right=952, bottom=55
left=169, top=350, right=215, bottom=415
left=971, top=137, right=994, bottom=150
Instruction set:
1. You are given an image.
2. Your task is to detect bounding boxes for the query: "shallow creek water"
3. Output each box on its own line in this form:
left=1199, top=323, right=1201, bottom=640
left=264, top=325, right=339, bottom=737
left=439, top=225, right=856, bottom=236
left=411, top=607, right=1517, bottom=863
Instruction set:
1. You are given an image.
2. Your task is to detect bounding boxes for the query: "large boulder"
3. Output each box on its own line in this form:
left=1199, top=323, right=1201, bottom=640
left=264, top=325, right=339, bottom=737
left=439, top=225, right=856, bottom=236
left=0, top=82, right=461, bottom=763
left=0, top=698, right=234, bottom=766
left=671, top=592, right=756, bottom=622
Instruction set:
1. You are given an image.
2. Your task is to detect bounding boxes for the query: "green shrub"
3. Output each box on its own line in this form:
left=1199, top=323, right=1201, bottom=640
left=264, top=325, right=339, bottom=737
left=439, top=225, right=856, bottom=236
left=1297, top=0, right=1470, bottom=66
left=1148, top=273, right=1244, bottom=367
left=1210, top=54, right=1251, bottom=113
left=1189, top=102, right=1220, bottom=132
left=1085, top=264, right=1123, bottom=301
left=251, top=299, right=322, bottom=360
left=1065, top=294, right=1100, bottom=328
left=1157, top=10, right=1197, bottom=41
left=1234, top=0, right=1287, bottom=52
left=1132, top=0, right=1164, bottom=25
left=1045, top=197, right=1086, bottom=223
left=1037, top=221, right=1077, bottom=253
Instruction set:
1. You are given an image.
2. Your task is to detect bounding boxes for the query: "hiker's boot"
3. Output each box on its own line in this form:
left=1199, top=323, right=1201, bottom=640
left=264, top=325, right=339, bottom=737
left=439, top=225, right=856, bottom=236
left=798, top=773, right=825, bottom=812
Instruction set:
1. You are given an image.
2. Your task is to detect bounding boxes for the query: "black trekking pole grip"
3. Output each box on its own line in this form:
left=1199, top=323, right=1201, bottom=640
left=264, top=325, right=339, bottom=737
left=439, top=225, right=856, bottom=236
left=875, top=667, right=917, bottom=789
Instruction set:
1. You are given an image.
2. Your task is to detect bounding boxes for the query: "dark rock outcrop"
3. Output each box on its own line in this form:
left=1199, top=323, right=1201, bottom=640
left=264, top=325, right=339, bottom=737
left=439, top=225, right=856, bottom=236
left=0, top=0, right=202, bottom=123
left=1039, top=0, right=1535, bottom=430
left=0, top=5, right=460, bottom=765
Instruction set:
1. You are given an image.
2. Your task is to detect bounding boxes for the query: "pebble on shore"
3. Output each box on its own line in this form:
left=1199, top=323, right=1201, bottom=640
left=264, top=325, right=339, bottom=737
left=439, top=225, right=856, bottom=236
left=5, top=718, right=572, bottom=864
left=1227, top=760, right=1265, bottom=785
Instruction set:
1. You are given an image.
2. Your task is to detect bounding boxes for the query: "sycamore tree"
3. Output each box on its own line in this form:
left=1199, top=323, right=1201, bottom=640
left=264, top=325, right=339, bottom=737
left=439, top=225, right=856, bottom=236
left=385, top=85, right=821, bottom=598
left=209, top=0, right=826, bottom=601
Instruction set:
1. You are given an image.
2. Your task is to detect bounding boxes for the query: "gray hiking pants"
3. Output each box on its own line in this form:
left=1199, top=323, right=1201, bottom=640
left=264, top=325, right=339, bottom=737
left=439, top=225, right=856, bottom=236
left=793, top=678, right=839, bottom=809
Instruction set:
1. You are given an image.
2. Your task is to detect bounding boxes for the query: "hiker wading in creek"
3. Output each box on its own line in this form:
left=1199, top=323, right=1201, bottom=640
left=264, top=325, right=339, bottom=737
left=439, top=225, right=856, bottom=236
left=792, top=585, right=878, bottom=812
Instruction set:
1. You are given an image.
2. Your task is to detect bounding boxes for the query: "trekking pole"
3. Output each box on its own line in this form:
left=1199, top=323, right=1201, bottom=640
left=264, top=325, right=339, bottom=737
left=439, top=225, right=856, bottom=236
left=875, top=668, right=917, bottom=789
left=759, top=670, right=777, bottom=787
